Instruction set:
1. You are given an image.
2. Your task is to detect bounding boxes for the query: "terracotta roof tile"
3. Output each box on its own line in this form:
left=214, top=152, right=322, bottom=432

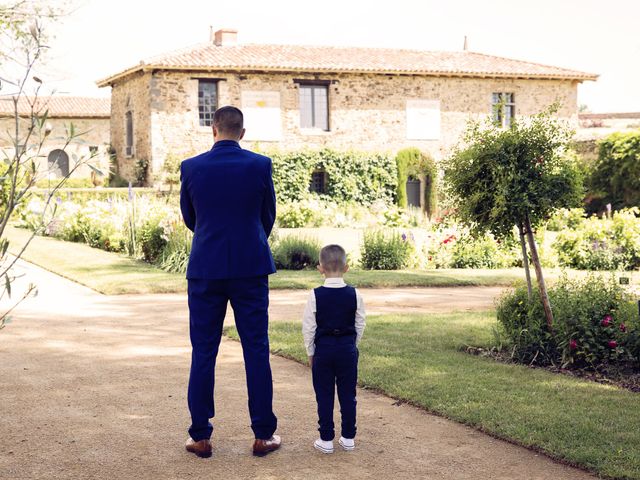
left=98, top=43, right=598, bottom=86
left=0, top=96, right=110, bottom=118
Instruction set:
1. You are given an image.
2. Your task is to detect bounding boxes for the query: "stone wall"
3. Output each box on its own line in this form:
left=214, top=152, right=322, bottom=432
left=110, top=69, right=579, bottom=181
left=0, top=116, right=110, bottom=180
left=110, top=71, right=152, bottom=180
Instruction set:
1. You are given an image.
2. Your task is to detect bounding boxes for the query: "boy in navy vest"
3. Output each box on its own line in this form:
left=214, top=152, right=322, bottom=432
left=302, top=244, right=366, bottom=454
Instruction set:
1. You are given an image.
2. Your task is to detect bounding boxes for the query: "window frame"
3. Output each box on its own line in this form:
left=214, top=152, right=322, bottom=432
left=492, top=92, right=515, bottom=128
left=309, top=169, right=329, bottom=194
left=198, top=79, right=219, bottom=127
left=125, top=110, right=134, bottom=157
left=297, top=82, right=330, bottom=131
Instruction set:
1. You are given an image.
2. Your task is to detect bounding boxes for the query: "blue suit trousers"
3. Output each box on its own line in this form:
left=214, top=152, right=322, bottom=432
left=187, top=276, right=277, bottom=441
left=312, top=340, right=358, bottom=441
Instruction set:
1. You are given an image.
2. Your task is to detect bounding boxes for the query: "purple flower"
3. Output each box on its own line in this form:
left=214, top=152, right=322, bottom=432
left=608, top=340, right=617, bottom=349
left=401, top=233, right=407, bottom=242
left=601, top=315, right=612, bottom=327
left=569, top=339, right=578, bottom=351
left=620, top=323, right=627, bottom=333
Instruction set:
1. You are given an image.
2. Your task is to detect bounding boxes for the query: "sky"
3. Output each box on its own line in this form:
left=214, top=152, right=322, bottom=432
left=19, top=0, right=640, bottom=112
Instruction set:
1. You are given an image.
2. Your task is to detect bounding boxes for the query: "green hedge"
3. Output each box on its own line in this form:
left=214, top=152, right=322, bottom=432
left=589, top=130, right=640, bottom=212
left=29, top=188, right=166, bottom=205
left=270, top=149, right=397, bottom=205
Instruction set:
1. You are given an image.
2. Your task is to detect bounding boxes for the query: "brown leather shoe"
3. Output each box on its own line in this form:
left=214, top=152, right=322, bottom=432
left=185, top=437, right=212, bottom=458
left=252, top=434, right=281, bottom=457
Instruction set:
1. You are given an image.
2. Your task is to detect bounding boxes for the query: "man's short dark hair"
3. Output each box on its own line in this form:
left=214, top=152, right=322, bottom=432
left=319, top=244, right=347, bottom=272
left=213, top=106, right=244, bottom=137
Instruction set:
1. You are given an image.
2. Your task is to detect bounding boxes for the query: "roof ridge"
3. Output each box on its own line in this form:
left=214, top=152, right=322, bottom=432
left=463, top=50, right=596, bottom=76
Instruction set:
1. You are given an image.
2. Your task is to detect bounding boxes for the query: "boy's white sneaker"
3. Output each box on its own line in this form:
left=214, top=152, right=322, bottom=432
left=313, top=438, right=334, bottom=454
left=338, top=437, right=355, bottom=451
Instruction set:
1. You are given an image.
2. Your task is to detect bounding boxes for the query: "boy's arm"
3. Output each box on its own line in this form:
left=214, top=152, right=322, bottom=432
left=355, top=289, right=366, bottom=346
left=301, top=291, right=317, bottom=362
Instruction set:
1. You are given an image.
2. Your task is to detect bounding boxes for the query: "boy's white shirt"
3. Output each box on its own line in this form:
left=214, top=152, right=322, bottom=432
left=302, top=277, right=366, bottom=356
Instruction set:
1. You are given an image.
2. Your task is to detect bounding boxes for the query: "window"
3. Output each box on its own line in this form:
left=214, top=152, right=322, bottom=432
left=492, top=93, right=515, bottom=128
left=89, top=145, right=98, bottom=155
left=47, top=149, right=69, bottom=177
left=198, top=80, right=218, bottom=126
left=125, top=111, right=133, bottom=157
left=309, top=169, right=328, bottom=194
left=299, top=84, right=329, bottom=130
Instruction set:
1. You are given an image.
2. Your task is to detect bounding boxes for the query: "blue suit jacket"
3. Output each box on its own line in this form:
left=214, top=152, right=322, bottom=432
left=180, top=140, right=277, bottom=280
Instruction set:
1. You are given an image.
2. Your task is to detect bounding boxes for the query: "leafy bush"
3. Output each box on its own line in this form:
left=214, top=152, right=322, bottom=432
left=450, top=234, right=518, bottom=269
left=138, top=218, right=167, bottom=263
left=361, top=230, right=413, bottom=270
left=496, top=274, right=638, bottom=368
left=546, top=208, right=586, bottom=231
left=277, top=202, right=318, bottom=228
left=270, top=149, right=397, bottom=205
left=553, top=208, right=640, bottom=270
left=589, top=130, right=640, bottom=211
left=272, top=236, right=321, bottom=270
left=159, top=221, right=192, bottom=273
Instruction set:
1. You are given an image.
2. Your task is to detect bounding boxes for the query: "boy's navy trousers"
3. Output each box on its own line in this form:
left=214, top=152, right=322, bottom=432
left=312, top=337, right=358, bottom=441
left=187, top=276, right=277, bottom=441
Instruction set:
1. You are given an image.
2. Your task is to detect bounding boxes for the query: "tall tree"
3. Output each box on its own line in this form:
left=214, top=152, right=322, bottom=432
left=444, top=105, right=583, bottom=328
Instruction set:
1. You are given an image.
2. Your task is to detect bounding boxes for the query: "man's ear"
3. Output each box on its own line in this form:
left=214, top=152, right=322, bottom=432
left=238, top=128, right=246, bottom=141
left=212, top=126, right=218, bottom=140
left=343, top=264, right=350, bottom=274
left=317, top=264, right=323, bottom=274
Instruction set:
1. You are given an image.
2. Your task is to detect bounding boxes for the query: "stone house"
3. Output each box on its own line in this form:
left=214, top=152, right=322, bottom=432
left=0, top=96, right=111, bottom=183
left=97, top=29, right=597, bottom=199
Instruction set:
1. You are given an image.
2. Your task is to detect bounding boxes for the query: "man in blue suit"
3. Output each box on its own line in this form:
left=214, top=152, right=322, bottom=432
left=180, top=106, right=281, bottom=458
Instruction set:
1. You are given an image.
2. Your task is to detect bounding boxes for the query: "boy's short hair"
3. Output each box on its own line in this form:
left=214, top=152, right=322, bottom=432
left=319, top=244, right=347, bottom=272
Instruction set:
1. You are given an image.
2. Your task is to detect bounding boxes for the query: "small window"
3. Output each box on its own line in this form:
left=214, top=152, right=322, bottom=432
left=492, top=93, right=515, bottom=128
left=89, top=145, right=98, bottom=155
left=309, top=169, right=328, bottom=194
left=299, top=84, right=329, bottom=130
left=125, top=111, right=133, bottom=157
left=198, top=80, right=218, bottom=126
left=47, top=149, right=69, bottom=177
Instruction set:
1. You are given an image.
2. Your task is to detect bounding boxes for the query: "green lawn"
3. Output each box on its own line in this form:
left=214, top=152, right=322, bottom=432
left=5, top=226, right=530, bottom=294
left=227, top=313, right=640, bottom=479
left=5, top=226, right=187, bottom=294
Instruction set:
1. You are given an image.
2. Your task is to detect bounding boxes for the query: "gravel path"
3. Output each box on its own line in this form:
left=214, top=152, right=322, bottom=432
left=0, top=261, right=595, bottom=479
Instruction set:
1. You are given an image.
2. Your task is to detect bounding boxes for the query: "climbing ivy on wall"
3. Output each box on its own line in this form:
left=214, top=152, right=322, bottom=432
left=268, top=149, right=397, bottom=205
left=395, top=147, right=438, bottom=218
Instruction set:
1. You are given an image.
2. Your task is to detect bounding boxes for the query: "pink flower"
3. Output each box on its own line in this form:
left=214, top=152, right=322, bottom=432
left=608, top=340, right=618, bottom=349
left=601, top=315, right=612, bottom=327
left=569, top=339, right=578, bottom=350
left=619, top=323, right=627, bottom=332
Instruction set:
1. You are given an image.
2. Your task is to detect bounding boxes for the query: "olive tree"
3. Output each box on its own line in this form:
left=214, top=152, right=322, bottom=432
left=443, top=106, right=583, bottom=328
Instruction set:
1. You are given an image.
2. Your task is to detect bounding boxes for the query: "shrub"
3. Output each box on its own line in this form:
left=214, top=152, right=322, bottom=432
left=450, top=234, right=518, bottom=269
left=159, top=221, right=192, bottom=273
left=496, top=274, right=638, bottom=368
left=138, top=218, right=167, bottom=263
left=589, top=130, right=640, bottom=211
left=360, top=230, right=413, bottom=270
left=272, top=236, right=321, bottom=270
left=553, top=208, right=640, bottom=270
left=277, top=202, right=318, bottom=228
left=546, top=208, right=586, bottom=231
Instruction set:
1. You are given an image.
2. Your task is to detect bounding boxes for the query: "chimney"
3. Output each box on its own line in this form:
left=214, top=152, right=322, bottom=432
left=463, top=35, right=468, bottom=51
left=212, top=28, right=238, bottom=46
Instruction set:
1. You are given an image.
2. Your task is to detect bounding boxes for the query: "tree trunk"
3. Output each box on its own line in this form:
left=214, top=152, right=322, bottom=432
left=524, top=214, right=553, bottom=329
left=517, top=222, right=533, bottom=300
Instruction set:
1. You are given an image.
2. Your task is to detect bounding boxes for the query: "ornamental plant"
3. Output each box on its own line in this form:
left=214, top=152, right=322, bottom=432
left=444, top=105, right=584, bottom=328
left=496, top=274, right=638, bottom=368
